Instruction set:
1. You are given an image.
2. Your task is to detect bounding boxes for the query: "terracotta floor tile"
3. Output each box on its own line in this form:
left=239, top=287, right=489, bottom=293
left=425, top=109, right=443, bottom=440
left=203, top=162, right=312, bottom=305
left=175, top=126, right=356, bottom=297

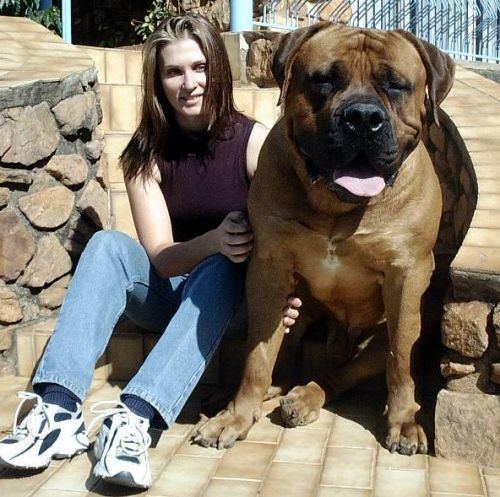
left=149, top=435, right=184, bottom=477
left=478, top=180, right=500, bottom=196
left=485, top=475, right=500, bottom=497
left=431, top=494, right=483, bottom=497
left=148, top=454, right=218, bottom=497
left=321, top=447, right=374, bottom=488
left=260, top=462, right=322, bottom=497
left=31, top=490, right=88, bottom=497
left=0, top=464, right=61, bottom=497
left=245, top=413, right=283, bottom=443
left=175, top=437, right=226, bottom=458
left=470, top=151, right=500, bottom=167
left=318, top=487, right=372, bottom=497
left=374, top=467, right=427, bottom=497
left=203, top=478, right=260, bottom=497
left=215, top=441, right=275, bottom=480
left=429, top=458, right=483, bottom=495
left=465, top=227, right=500, bottom=248
left=452, top=114, right=500, bottom=127
left=475, top=194, right=500, bottom=211
left=376, top=447, right=427, bottom=470
left=470, top=210, right=500, bottom=228
left=303, top=408, right=336, bottom=431
left=484, top=467, right=500, bottom=476
left=40, top=453, right=97, bottom=492
left=329, top=416, right=377, bottom=449
left=452, top=245, right=500, bottom=273
left=274, top=427, right=328, bottom=464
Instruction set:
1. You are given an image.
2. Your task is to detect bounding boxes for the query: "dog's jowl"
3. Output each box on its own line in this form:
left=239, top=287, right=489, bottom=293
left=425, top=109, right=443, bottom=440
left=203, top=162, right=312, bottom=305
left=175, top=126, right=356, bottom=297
left=193, top=23, right=455, bottom=456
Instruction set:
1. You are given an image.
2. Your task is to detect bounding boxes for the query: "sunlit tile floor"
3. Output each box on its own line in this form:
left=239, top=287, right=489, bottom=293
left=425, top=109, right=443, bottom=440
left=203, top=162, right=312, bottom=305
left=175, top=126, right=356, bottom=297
left=0, top=377, right=498, bottom=497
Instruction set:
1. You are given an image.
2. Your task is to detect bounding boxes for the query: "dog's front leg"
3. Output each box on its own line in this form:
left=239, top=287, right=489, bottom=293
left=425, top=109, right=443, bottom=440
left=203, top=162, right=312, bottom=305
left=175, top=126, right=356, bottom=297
left=382, top=256, right=434, bottom=455
left=192, top=253, right=295, bottom=449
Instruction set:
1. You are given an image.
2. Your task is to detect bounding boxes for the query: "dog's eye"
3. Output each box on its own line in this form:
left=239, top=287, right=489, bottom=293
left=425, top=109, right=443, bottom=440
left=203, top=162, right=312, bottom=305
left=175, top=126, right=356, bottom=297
left=310, top=81, right=334, bottom=97
left=383, top=80, right=412, bottom=96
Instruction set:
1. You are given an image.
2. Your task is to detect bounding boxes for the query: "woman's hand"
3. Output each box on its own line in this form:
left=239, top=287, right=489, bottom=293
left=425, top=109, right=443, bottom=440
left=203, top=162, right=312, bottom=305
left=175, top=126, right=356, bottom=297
left=283, top=296, right=302, bottom=333
left=214, top=211, right=254, bottom=263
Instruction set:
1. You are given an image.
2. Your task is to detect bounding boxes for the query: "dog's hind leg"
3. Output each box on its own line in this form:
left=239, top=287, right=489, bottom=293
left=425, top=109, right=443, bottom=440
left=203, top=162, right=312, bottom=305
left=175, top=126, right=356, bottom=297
left=280, top=324, right=388, bottom=428
left=322, top=326, right=388, bottom=397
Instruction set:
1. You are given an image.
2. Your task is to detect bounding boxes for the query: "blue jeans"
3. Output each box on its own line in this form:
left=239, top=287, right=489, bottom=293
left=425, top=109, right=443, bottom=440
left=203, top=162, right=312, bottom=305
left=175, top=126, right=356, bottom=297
left=32, top=230, right=246, bottom=429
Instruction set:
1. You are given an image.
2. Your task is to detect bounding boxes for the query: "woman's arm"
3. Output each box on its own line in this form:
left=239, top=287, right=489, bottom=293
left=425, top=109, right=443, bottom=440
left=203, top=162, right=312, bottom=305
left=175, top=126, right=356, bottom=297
left=125, top=165, right=253, bottom=279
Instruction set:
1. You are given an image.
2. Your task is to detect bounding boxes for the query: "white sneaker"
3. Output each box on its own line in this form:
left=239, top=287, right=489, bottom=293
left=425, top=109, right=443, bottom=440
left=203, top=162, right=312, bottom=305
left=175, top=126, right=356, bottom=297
left=89, top=401, right=152, bottom=489
left=0, top=391, right=89, bottom=469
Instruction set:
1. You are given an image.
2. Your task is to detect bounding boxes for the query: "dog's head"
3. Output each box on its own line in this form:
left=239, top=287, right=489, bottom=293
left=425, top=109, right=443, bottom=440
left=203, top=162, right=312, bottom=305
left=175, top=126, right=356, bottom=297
left=273, top=23, right=454, bottom=203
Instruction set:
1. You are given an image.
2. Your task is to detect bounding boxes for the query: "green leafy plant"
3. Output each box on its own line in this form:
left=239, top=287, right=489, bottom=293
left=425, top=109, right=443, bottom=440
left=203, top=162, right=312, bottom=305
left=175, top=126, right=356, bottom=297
left=0, top=0, right=62, bottom=35
left=134, top=0, right=182, bottom=41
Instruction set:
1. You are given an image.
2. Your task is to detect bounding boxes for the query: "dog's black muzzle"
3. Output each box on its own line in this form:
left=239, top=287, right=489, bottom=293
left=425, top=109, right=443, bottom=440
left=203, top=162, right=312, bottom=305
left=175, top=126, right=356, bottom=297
left=335, top=95, right=391, bottom=146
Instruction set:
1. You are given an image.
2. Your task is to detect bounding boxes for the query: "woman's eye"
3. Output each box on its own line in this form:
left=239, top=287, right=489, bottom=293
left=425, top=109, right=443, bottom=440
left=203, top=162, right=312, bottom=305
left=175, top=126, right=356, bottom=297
left=195, top=64, right=206, bottom=72
left=165, top=68, right=181, bottom=77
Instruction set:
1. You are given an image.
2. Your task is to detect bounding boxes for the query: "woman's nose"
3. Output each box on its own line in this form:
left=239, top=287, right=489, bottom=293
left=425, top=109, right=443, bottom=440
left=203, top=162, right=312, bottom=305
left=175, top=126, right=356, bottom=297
left=182, top=70, right=197, bottom=90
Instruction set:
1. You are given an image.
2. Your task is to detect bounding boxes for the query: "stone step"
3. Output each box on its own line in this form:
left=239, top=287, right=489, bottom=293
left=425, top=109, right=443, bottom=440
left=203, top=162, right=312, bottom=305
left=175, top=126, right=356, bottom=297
left=11, top=316, right=340, bottom=391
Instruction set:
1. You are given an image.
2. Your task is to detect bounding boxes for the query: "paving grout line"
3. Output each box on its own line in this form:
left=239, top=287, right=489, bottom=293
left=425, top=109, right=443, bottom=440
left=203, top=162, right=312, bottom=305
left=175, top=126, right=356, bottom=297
left=425, top=452, right=431, bottom=497
left=210, top=476, right=261, bottom=482
left=253, top=406, right=288, bottom=497
left=456, top=79, right=500, bottom=104
left=319, top=483, right=373, bottom=490
left=312, top=410, right=338, bottom=495
left=371, top=439, right=379, bottom=497
left=480, top=466, right=490, bottom=497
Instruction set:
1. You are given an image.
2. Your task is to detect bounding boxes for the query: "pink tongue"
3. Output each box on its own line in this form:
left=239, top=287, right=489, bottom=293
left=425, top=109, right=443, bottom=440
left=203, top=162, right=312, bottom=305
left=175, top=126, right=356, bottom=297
left=333, top=166, right=386, bottom=197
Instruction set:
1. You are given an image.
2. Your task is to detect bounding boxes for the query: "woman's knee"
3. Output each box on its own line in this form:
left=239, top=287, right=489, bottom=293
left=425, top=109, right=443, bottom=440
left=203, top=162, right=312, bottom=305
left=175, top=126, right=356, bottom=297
left=84, top=229, right=139, bottom=261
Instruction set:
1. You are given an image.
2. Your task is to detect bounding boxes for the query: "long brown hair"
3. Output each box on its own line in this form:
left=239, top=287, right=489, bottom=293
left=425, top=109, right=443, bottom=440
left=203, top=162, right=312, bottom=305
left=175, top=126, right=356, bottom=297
left=120, top=13, right=237, bottom=180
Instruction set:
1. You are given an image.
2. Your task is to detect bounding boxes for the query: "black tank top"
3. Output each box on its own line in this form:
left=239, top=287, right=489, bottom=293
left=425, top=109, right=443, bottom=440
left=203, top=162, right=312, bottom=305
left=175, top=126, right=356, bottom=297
left=157, top=114, right=255, bottom=242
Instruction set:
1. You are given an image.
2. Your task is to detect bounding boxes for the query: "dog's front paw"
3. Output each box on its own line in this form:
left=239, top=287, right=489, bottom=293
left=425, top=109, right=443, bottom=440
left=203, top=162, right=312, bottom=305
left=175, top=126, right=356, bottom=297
left=191, top=409, right=254, bottom=449
left=385, top=421, right=428, bottom=455
left=280, top=382, right=325, bottom=427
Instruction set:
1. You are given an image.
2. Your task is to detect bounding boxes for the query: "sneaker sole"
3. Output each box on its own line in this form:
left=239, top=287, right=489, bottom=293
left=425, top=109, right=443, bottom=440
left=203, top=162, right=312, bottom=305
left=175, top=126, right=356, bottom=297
left=98, top=471, right=150, bottom=489
left=0, top=447, right=87, bottom=470
left=0, top=454, right=50, bottom=470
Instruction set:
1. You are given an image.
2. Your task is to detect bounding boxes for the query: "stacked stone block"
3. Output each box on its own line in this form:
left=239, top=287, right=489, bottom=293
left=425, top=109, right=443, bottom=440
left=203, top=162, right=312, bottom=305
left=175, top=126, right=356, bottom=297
left=435, top=301, right=500, bottom=467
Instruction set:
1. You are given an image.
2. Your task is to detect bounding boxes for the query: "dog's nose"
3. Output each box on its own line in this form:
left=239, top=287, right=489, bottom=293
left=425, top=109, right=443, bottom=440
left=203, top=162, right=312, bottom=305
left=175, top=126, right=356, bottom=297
left=341, top=103, right=386, bottom=135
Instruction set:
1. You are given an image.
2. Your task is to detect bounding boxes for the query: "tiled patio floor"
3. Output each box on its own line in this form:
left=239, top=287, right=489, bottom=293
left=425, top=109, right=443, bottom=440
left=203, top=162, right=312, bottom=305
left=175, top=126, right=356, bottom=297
left=0, top=377, right=499, bottom=497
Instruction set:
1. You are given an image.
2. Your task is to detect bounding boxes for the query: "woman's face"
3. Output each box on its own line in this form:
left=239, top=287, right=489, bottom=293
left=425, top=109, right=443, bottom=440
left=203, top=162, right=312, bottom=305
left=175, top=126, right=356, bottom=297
left=158, top=37, right=208, bottom=132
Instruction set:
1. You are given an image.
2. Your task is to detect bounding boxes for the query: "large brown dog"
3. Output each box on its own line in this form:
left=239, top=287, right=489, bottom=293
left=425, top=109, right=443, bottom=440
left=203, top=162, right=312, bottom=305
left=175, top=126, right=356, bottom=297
left=193, top=23, right=455, bottom=455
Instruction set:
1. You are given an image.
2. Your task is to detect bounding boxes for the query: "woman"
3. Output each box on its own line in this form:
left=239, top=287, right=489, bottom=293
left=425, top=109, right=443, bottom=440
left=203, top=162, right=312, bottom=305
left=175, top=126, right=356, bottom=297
left=0, top=14, right=300, bottom=489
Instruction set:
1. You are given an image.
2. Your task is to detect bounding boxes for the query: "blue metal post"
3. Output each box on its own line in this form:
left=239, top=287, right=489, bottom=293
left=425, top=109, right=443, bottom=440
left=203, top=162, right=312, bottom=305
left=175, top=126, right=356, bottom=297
left=230, top=0, right=253, bottom=31
left=62, top=0, right=72, bottom=43
left=39, top=0, right=53, bottom=8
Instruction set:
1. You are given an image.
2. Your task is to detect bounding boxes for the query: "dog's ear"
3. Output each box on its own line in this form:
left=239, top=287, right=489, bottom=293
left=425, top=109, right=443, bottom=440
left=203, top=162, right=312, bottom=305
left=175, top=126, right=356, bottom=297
left=272, top=22, right=330, bottom=105
left=395, top=30, right=455, bottom=125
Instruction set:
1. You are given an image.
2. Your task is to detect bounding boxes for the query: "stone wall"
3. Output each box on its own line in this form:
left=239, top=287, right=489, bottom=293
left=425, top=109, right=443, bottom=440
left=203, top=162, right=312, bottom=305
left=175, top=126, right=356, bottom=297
left=0, top=67, right=109, bottom=374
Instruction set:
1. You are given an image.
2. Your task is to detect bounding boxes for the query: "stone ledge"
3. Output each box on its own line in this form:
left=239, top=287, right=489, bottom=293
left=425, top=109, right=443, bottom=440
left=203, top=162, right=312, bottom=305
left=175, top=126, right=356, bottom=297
left=0, top=16, right=95, bottom=110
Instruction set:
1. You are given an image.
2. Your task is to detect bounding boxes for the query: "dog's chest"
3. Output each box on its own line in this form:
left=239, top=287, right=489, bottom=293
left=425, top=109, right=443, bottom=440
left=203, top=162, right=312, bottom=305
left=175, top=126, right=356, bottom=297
left=296, top=233, right=384, bottom=322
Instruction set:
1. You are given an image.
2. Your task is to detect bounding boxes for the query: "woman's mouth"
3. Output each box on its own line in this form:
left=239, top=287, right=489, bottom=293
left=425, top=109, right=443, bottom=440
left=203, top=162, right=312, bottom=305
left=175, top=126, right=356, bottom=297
left=181, top=94, right=203, bottom=104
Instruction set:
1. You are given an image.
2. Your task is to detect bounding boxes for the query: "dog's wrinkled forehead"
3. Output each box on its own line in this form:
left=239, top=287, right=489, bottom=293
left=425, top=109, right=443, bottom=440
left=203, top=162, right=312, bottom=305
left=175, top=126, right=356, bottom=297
left=294, top=27, right=424, bottom=85
left=275, top=23, right=455, bottom=124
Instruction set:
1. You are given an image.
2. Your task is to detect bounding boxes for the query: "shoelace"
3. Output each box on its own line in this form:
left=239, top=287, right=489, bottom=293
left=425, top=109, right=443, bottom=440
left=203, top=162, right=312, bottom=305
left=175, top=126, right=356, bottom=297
left=85, top=401, right=152, bottom=457
left=11, top=391, right=51, bottom=439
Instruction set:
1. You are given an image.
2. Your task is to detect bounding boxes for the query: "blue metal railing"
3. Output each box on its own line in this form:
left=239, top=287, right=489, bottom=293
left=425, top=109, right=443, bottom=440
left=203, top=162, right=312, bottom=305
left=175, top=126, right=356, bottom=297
left=256, top=0, right=500, bottom=63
